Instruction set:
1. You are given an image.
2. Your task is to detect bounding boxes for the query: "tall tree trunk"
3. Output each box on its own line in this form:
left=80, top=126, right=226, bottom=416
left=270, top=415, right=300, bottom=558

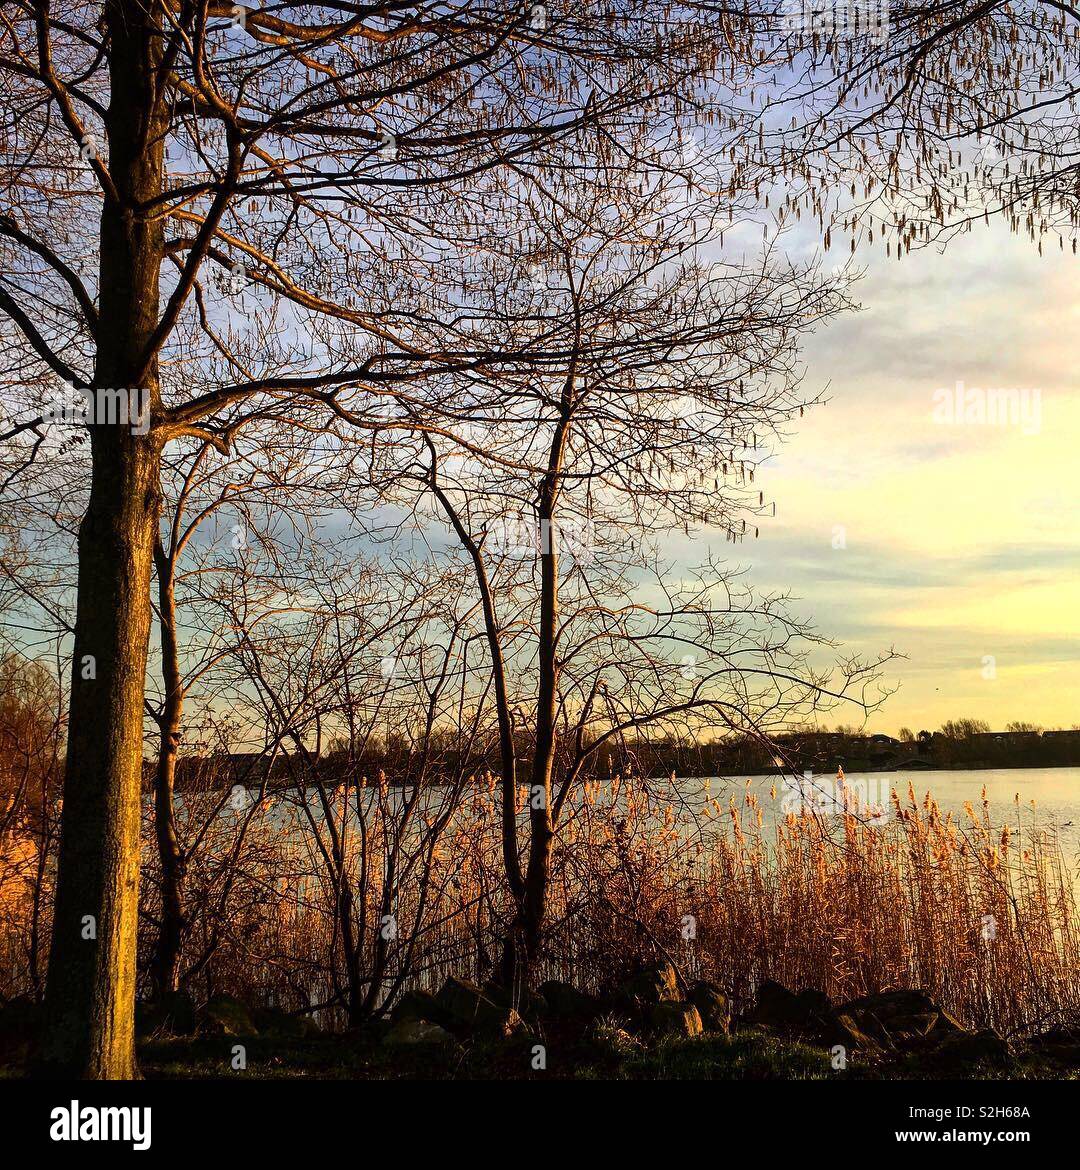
left=521, top=496, right=558, bottom=969
left=338, top=878, right=363, bottom=1027
left=513, top=388, right=575, bottom=983
left=150, top=542, right=185, bottom=999
left=36, top=0, right=165, bottom=1078
left=427, top=468, right=528, bottom=989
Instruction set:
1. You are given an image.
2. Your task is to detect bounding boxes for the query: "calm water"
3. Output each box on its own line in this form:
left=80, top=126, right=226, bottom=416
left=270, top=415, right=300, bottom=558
left=216, top=766, right=1080, bottom=869
left=672, top=767, right=1080, bottom=859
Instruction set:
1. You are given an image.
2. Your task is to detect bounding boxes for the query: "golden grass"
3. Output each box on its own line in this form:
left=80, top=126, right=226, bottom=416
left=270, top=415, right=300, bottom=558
left=2, top=776, right=1077, bottom=1037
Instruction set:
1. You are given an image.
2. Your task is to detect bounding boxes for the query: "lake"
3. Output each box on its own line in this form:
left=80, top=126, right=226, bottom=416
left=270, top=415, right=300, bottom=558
left=668, top=766, right=1080, bottom=857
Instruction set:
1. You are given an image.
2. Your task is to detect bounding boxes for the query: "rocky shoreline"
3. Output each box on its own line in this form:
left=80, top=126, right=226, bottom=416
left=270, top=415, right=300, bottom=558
left=378, top=965, right=1078, bottom=1075
left=3, top=966, right=1078, bottom=1079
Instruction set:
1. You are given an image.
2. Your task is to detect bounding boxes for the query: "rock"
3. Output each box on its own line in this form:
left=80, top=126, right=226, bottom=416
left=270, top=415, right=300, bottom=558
left=688, top=981, right=730, bottom=1034
left=1030, top=1024, right=1080, bottom=1046
left=538, top=980, right=602, bottom=1020
left=1026, top=1026, right=1080, bottom=1066
left=523, top=990, right=548, bottom=1021
left=434, top=977, right=524, bottom=1038
left=837, top=996, right=936, bottom=1034
left=481, top=980, right=546, bottom=1021
left=750, top=982, right=849, bottom=1047
left=894, top=1012, right=941, bottom=1037
left=932, top=1028, right=1012, bottom=1069
left=480, top=980, right=510, bottom=1005
left=796, top=989, right=832, bottom=1018
left=391, top=989, right=447, bottom=1026
left=931, top=1009, right=966, bottom=1035
left=476, top=1006, right=526, bottom=1040
left=835, top=991, right=965, bottom=1050
left=435, top=977, right=496, bottom=1027
left=383, top=1018, right=455, bottom=1046
left=839, top=989, right=937, bottom=1018
left=200, top=993, right=257, bottom=1037
left=617, top=962, right=681, bottom=1009
left=751, top=980, right=814, bottom=1029
left=825, top=1011, right=885, bottom=1053
left=648, top=1002, right=703, bottom=1038
left=251, top=1005, right=318, bottom=1039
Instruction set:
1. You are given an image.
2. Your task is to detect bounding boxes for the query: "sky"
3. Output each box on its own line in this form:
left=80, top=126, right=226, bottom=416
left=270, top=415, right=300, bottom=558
left=11, top=169, right=1074, bottom=742
left=689, top=222, right=1079, bottom=735
left=365, top=213, right=1078, bottom=740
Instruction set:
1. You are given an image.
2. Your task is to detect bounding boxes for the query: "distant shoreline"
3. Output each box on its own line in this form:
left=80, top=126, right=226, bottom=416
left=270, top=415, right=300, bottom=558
left=684, top=760, right=1080, bottom=778
left=158, top=758, right=1080, bottom=794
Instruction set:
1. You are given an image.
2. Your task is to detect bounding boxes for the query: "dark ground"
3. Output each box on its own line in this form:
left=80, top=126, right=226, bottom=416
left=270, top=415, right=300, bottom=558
left=123, top=1028, right=1080, bottom=1081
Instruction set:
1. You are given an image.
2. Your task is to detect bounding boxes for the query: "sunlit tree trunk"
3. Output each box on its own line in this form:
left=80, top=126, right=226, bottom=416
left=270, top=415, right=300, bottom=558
left=36, top=0, right=165, bottom=1079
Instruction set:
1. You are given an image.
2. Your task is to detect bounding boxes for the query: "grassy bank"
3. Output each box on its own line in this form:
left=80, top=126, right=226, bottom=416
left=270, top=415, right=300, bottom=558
left=123, top=1029, right=1080, bottom=1081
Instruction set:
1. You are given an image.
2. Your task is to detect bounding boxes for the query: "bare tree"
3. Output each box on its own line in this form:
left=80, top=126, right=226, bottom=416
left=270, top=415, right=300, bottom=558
left=0, top=651, right=64, bottom=999
left=1, top=1, right=749, bottom=1075
left=366, top=171, right=892, bottom=985
left=145, top=426, right=344, bottom=998
left=212, top=547, right=497, bottom=1022
left=2, top=0, right=1059, bottom=1076
left=753, top=2, right=1080, bottom=251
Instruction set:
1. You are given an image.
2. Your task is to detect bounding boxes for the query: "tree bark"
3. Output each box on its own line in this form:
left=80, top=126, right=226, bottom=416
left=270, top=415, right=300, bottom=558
left=509, top=386, right=575, bottom=982
left=36, top=0, right=165, bottom=1079
left=150, top=542, right=185, bottom=1000
left=520, top=487, right=558, bottom=969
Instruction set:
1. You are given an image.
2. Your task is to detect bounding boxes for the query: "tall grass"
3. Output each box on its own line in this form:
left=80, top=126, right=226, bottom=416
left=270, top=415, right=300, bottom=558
left=2, top=773, right=1077, bottom=1038
left=682, top=780, right=1080, bottom=1035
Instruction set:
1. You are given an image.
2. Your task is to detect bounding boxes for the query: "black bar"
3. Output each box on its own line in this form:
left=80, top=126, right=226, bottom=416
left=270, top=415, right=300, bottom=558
left=1, top=1076, right=1069, bottom=1155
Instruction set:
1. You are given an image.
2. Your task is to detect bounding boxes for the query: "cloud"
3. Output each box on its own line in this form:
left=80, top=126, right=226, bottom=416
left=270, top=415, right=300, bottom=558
left=678, top=221, right=1080, bottom=731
